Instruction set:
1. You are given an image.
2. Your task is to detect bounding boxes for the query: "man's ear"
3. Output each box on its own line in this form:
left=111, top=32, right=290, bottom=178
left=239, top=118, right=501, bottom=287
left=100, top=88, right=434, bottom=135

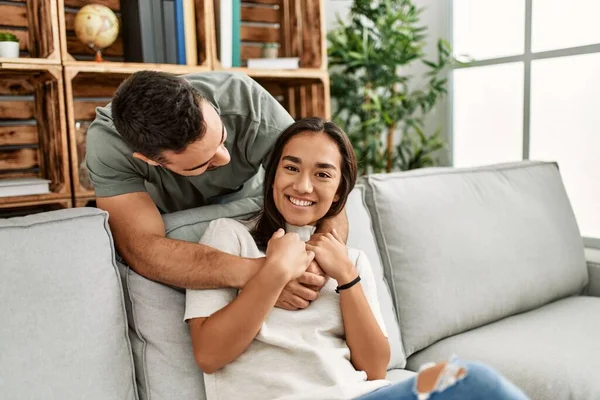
left=133, top=152, right=160, bottom=166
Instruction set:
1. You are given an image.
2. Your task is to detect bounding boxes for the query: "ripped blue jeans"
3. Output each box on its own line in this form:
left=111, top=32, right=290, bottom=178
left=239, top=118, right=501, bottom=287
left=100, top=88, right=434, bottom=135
left=356, top=359, right=529, bottom=400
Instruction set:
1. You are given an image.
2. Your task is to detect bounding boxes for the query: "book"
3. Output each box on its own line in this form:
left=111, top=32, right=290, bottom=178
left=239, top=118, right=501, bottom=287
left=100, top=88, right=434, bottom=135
left=174, top=0, right=187, bottom=64
left=163, top=0, right=178, bottom=64
left=231, top=0, right=241, bottom=67
left=121, top=0, right=165, bottom=63
left=246, top=57, right=300, bottom=69
left=183, top=0, right=198, bottom=66
left=151, top=0, right=167, bottom=63
left=0, top=178, right=50, bottom=198
left=216, top=0, right=233, bottom=68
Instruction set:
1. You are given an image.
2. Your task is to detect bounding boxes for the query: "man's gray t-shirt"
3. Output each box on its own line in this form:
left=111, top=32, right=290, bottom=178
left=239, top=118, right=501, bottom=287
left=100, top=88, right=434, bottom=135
left=85, top=71, right=294, bottom=213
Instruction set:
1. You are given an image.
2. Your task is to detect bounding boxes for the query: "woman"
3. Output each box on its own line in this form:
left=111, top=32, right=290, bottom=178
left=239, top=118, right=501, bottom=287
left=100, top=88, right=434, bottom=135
left=184, top=118, right=528, bottom=400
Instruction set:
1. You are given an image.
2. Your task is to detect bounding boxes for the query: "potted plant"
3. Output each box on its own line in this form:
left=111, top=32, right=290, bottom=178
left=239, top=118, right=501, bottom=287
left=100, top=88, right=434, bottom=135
left=261, top=43, right=279, bottom=59
left=0, top=32, right=19, bottom=58
left=328, top=0, right=454, bottom=174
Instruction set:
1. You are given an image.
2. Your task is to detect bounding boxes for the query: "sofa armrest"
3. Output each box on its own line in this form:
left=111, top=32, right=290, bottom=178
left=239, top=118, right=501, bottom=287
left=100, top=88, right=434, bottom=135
left=585, top=248, right=600, bottom=297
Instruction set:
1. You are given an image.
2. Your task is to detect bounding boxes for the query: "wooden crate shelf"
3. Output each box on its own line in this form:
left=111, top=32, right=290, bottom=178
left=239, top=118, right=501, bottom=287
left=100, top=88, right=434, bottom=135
left=74, top=196, right=96, bottom=208
left=0, top=64, right=70, bottom=207
left=254, top=73, right=330, bottom=120
left=58, top=0, right=214, bottom=70
left=59, top=60, right=210, bottom=75
left=0, top=198, right=72, bottom=217
left=63, top=65, right=130, bottom=199
left=213, top=0, right=326, bottom=70
left=0, top=0, right=61, bottom=64
left=0, top=0, right=329, bottom=216
left=227, top=67, right=327, bottom=80
left=64, top=64, right=212, bottom=201
left=63, top=64, right=210, bottom=201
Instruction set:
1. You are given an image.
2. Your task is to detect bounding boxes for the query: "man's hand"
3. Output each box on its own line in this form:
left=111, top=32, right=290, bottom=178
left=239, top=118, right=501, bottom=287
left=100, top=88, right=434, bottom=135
left=317, top=208, right=349, bottom=243
left=275, top=260, right=328, bottom=310
left=275, top=280, right=321, bottom=310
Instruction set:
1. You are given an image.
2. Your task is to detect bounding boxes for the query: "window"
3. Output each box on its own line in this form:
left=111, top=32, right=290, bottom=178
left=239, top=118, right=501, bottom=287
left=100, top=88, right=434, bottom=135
left=451, top=0, right=600, bottom=245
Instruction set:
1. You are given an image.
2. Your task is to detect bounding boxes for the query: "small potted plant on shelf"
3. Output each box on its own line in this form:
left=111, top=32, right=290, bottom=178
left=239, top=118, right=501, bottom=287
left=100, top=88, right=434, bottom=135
left=261, top=43, right=279, bottom=59
left=0, top=32, right=19, bottom=58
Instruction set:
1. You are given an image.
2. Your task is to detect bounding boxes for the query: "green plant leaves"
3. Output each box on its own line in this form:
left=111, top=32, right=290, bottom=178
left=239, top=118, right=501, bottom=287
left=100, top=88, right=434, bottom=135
left=328, top=0, right=453, bottom=173
left=0, top=32, right=19, bottom=42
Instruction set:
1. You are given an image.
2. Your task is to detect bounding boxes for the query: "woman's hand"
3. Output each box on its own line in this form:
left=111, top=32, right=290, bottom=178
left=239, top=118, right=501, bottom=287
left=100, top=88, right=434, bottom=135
left=306, top=229, right=356, bottom=284
left=265, top=229, right=315, bottom=282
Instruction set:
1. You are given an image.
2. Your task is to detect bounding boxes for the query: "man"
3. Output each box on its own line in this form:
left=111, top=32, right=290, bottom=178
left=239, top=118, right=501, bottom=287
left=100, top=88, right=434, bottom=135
left=86, top=70, right=348, bottom=309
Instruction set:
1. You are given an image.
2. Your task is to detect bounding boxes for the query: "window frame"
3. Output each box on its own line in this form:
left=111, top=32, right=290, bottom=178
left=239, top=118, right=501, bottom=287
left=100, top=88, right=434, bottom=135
left=449, top=0, right=600, bottom=248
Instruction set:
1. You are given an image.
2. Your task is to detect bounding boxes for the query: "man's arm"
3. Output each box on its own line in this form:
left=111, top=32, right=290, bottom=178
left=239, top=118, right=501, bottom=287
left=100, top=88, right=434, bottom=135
left=316, top=208, right=349, bottom=243
left=97, top=192, right=260, bottom=289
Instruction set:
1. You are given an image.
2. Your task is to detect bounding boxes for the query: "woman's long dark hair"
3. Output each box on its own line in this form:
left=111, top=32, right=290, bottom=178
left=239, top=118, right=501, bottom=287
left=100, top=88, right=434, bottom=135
left=251, top=117, right=357, bottom=248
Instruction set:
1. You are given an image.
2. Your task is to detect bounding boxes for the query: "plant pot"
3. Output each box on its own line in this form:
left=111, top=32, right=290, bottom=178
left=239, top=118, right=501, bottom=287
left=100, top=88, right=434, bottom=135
left=261, top=46, right=278, bottom=59
left=0, top=41, right=19, bottom=58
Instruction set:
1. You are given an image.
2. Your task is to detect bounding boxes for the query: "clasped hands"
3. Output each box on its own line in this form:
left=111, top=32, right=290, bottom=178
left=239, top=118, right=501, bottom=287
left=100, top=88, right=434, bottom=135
left=263, top=229, right=355, bottom=311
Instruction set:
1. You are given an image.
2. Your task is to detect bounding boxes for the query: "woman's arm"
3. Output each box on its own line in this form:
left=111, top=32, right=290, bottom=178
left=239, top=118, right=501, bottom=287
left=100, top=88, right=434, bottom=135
left=187, top=227, right=315, bottom=374
left=338, top=274, right=390, bottom=380
left=307, top=234, right=390, bottom=380
left=188, top=263, right=289, bottom=374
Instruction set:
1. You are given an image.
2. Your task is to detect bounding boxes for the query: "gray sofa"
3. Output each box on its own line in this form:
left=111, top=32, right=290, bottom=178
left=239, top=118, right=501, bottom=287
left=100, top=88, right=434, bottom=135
left=1, top=161, right=599, bottom=400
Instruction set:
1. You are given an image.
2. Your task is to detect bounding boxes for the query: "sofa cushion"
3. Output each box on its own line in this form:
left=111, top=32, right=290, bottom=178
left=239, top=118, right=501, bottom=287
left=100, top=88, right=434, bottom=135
left=385, top=369, right=416, bottom=384
left=125, top=188, right=407, bottom=399
left=405, top=296, right=600, bottom=400
left=0, top=208, right=137, bottom=400
left=347, top=184, right=406, bottom=368
left=365, top=161, right=588, bottom=356
left=585, top=249, right=600, bottom=297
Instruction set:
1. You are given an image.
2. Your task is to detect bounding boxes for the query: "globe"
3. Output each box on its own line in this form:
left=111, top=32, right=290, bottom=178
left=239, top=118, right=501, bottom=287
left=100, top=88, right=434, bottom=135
left=74, top=4, right=119, bottom=62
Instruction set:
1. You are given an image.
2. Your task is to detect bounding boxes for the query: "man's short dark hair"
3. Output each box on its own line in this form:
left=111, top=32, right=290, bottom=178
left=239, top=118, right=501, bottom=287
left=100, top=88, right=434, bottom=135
left=111, top=70, right=207, bottom=163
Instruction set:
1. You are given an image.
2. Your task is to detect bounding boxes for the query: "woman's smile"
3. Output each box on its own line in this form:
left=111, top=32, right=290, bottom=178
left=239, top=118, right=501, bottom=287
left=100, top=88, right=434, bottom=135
left=286, top=195, right=316, bottom=207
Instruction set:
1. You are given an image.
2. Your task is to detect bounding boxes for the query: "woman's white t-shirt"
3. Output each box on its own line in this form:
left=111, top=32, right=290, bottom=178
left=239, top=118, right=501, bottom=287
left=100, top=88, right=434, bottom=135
left=184, top=218, right=391, bottom=400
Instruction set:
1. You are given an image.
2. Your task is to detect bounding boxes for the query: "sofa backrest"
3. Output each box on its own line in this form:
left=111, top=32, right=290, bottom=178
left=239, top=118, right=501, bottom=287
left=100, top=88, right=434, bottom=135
left=0, top=208, right=137, bottom=399
left=364, top=161, right=589, bottom=356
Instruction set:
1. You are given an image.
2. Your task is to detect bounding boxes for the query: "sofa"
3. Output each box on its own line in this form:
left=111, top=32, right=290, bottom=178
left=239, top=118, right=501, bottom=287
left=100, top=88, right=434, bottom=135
left=1, top=160, right=599, bottom=400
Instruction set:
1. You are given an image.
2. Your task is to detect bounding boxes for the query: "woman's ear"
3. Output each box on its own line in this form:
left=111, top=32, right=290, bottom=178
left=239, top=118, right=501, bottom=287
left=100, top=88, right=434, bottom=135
left=333, top=193, right=340, bottom=202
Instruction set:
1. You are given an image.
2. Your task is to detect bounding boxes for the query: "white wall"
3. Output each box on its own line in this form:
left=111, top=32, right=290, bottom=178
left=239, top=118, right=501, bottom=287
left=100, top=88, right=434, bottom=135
left=324, top=0, right=452, bottom=165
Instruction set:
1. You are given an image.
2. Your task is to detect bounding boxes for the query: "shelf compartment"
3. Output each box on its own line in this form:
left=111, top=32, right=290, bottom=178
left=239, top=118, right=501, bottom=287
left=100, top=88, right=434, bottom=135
left=74, top=196, right=96, bottom=208
left=253, top=72, right=330, bottom=120
left=0, top=0, right=61, bottom=64
left=0, top=64, right=70, bottom=207
left=213, top=0, right=326, bottom=70
left=64, top=65, right=126, bottom=198
left=58, top=0, right=213, bottom=69
left=0, top=198, right=72, bottom=217
left=63, top=64, right=213, bottom=200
